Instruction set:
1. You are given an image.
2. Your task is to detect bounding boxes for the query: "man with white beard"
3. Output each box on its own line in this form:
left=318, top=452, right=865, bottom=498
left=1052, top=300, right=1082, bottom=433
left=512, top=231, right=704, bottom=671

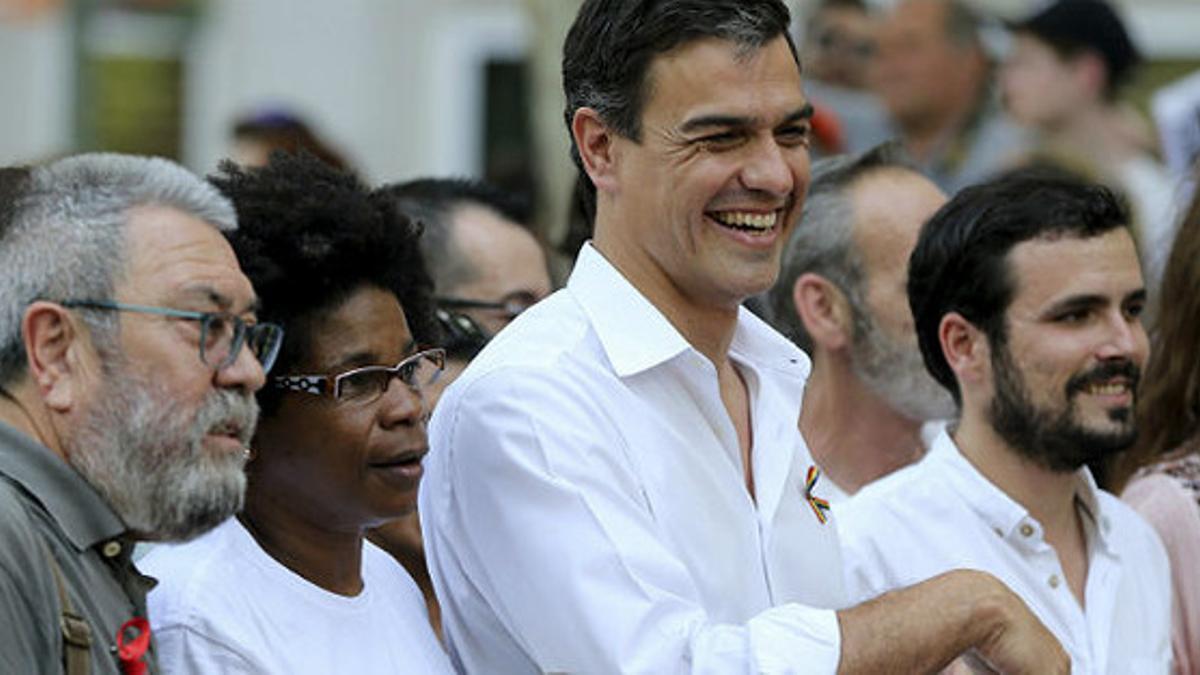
left=0, top=154, right=281, bottom=674
left=767, top=142, right=953, bottom=500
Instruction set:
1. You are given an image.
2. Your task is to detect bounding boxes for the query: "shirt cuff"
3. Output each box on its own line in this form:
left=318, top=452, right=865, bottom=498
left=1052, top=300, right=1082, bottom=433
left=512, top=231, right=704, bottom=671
left=748, top=605, right=841, bottom=674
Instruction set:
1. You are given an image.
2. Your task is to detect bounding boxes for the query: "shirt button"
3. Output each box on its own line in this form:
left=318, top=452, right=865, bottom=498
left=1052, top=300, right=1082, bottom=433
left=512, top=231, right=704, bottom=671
left=1048, top=574, right=1061, bottom=589
left=1019, top=523, right=1034, bottom=537
left=101, top=541, right=122, bottom=558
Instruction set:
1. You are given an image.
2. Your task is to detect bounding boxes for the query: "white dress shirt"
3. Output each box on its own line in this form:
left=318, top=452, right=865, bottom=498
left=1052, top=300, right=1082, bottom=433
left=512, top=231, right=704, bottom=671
left=839, top=429, right=1173, bottom=674
left=421, top=244, right=846, bottom=674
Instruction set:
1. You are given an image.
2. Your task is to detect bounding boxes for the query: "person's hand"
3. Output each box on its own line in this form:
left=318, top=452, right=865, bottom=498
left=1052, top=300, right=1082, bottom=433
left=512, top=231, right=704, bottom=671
left=971, top=581, right=1069, bottom=674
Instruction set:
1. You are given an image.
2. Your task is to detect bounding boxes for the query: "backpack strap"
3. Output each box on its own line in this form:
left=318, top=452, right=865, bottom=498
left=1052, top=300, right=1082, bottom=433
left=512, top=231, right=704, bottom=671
left=41, top=541, right=91, bottom=675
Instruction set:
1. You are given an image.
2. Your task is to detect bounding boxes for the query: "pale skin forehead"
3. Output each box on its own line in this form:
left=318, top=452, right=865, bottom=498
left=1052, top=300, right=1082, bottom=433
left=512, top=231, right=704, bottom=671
left=851, top=169, right=946, bottom=276
left=641, top=35, right=806, bottom=134
left=1006, top=228, right=1144, bottom=317
left=119, top=204, right=258, bottom=314
left=452, top=209, right=551, bottom=299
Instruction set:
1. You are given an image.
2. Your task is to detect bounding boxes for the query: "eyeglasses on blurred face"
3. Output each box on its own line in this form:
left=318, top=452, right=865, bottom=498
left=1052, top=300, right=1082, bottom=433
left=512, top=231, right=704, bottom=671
left=435, top=291, right=540, bottom=322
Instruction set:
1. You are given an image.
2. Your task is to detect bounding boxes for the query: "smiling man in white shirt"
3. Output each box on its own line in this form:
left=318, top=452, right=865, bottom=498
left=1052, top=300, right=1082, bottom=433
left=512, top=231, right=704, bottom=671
left=420, top=1, right=1067, bottom=672
left=839, top=167, right=1173, bottom=672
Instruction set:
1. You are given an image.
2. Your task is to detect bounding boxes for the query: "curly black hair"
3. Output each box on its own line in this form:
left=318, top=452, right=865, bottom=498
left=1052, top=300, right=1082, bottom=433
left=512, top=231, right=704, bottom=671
left=210, top=151, right=439, bottom=415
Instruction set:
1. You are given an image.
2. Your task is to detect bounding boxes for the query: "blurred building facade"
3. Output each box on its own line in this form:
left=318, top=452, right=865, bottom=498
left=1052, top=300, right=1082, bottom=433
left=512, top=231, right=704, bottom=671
left=1, top=0, right=1197, bottom=246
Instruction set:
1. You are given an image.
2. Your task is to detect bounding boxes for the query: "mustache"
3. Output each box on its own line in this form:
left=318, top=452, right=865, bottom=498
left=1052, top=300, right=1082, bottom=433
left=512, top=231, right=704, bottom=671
left=1066, top=359, right=1141, bottom=396
left=194, top=389, right=260, bottom=447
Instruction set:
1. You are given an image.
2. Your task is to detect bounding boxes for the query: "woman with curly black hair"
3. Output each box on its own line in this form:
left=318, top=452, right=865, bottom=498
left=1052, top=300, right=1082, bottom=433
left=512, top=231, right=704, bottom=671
left=141, top=152, right=453, bottom=673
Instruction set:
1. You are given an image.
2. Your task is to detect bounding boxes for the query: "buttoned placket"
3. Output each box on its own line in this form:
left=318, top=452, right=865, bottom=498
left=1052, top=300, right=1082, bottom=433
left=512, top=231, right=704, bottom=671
left=1080, top=504, right=1120, bottom=675
left=1004, top=516, right=1093, bottom=672
left=1002, top=493, right=1124, bottom=675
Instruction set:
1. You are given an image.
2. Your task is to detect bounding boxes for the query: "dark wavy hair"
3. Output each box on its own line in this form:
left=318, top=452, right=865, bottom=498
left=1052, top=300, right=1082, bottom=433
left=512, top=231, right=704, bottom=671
left=210, top=151, right=438, bottom=415
left=908, top=166, right=1130, bottom=404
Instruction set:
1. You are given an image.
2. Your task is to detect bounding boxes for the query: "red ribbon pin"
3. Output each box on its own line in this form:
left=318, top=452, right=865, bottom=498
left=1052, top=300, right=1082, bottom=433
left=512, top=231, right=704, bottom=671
left=117, top=617, right=151, bottom=675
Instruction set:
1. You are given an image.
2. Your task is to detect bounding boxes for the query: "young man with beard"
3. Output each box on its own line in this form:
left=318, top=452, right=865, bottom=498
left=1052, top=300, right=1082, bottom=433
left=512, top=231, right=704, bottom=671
left=419, top=0, right=1067, bottom=672
left=768, top=143, right=954, bottom=500
left=838, top=167, right=1173, bottom=672
left=0, top=154, right=280, bottom=673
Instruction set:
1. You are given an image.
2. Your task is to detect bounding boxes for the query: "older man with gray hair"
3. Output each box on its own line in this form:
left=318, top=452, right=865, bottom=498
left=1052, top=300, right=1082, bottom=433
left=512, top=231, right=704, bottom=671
left=768, top=142, right=953, bottom=500
left=0, top=154, right=281, bottom=674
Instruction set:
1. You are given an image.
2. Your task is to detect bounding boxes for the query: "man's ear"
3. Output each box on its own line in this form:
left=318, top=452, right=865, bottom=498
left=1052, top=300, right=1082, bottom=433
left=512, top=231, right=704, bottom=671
left=939, top=311, right=989, bottom=390
left=571, top=107, right=619, bottom=195
left=22, top=301, right=93, bottom=412
left=793, top=273, right=853, bottom=351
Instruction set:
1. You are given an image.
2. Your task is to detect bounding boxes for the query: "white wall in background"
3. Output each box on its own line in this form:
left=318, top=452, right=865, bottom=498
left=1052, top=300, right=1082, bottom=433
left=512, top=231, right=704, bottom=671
left=185, top=0, right=527, bottom=183
left=0, top=11, right=71, bottom=165
left=1, top=0, right=1197, bottom=176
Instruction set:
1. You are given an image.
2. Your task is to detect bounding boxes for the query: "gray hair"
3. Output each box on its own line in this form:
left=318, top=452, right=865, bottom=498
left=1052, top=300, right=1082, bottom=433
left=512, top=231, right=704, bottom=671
left=0, top=153, right=237, bottom=385
left=767, top=141, right=919, bottom=352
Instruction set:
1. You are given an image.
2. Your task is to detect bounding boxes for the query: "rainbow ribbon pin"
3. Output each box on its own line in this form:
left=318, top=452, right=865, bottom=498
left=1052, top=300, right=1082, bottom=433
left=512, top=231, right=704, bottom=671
left=804, top=465, right=831, bottom=525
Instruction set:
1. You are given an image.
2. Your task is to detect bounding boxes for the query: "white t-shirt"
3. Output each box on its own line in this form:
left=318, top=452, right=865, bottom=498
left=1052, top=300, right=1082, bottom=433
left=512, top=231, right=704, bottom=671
left=141, top=517, right=452, bottom=674
left=421, top=243, right=845, bottom=674
left=839, top=429, right=1173, bottom=674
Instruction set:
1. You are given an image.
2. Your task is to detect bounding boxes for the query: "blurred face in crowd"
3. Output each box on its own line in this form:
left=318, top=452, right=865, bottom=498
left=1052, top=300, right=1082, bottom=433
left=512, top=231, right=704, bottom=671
left=872, top=0, right=983, bottom=130
left=1001, top=33, right=1089, bottom=130
left=254, top=285, right=431, bottom=527
left=447, top=205, right=552, bottom=337
left=65, top=206, right=264, bottom=540
left=595, top=35, right=812, bottom=311
left=803, top=4, right=878, bottom=89
left=984, top=228, right=1148, bottom=471
left=848, top=169, right=955, bottom=421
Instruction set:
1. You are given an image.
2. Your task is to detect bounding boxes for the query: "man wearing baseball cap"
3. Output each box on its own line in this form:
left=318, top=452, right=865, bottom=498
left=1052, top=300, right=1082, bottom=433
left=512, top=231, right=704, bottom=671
left=1001, top=0, right=1179, bottom=289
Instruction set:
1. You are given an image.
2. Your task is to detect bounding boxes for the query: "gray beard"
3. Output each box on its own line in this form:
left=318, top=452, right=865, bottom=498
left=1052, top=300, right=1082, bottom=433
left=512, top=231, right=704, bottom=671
left=848, top=305, right=956, bottom=423
left=65, top=361, right=258, bottom=541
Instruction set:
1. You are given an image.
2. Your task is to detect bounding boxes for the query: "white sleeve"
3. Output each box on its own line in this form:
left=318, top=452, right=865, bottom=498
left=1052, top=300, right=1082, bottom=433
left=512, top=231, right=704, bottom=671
left=154, top=625, right=262, bottom=675
left=423, top=369, right=841, bottom=674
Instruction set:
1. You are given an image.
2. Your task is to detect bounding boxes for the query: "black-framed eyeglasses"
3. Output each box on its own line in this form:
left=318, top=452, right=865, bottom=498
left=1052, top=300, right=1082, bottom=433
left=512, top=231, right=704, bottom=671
left=271, top=348, right=446, bottom=405
left=60, top=299, right=284, bottom=373
left=436, top=291, right=540, bottom=321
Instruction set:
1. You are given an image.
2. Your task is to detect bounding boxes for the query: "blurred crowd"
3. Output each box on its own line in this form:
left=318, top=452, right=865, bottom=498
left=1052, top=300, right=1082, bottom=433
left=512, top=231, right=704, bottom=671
left=1, top=0, right=1199, bottom=673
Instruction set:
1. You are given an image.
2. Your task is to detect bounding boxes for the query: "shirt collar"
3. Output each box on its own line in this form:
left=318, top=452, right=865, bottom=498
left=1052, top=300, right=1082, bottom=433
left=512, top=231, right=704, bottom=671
left=566, top=243, right=811, bottom=381
left=0, top=420, right=129, bottom=552
left=1071, top=467, right=1118, bottom=557
left=729, top=304, right=812, bottom=380
left=932, top=428, right=1117, bottom=555
left=566, top=243, right=698, bottom=377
